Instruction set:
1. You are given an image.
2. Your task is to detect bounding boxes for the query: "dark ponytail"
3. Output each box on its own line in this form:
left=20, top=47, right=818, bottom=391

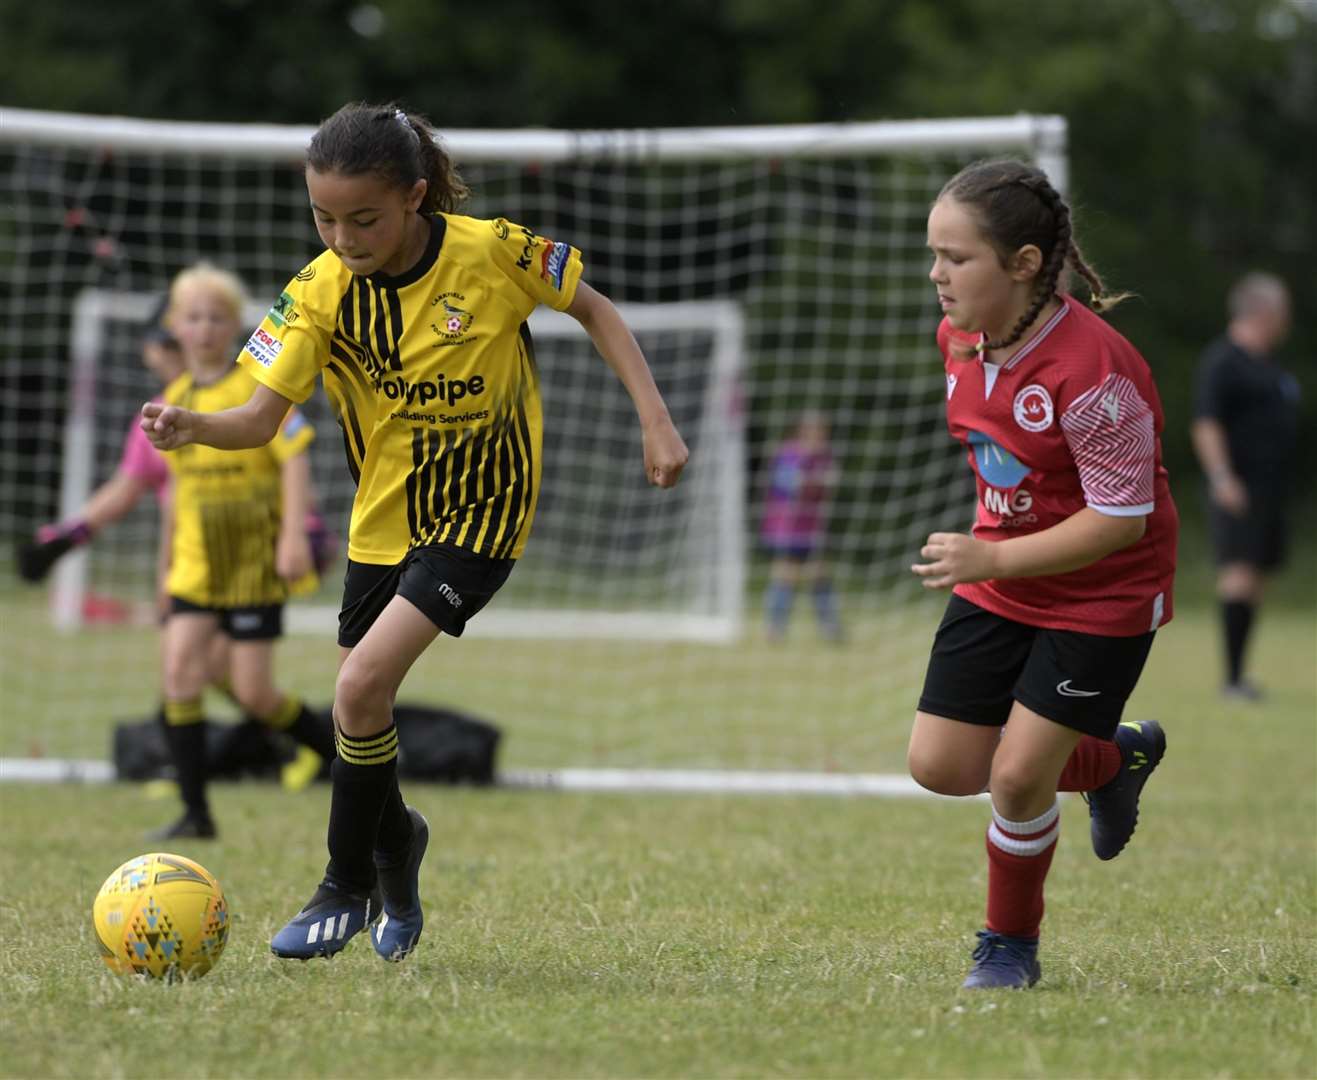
left=938, top=160, right=1129, bottom=353
left=306, top=102, right=469, bottom=214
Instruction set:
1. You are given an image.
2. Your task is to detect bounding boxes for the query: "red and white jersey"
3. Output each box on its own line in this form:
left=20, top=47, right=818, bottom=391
left=939, top=295, right=1178, bottom=636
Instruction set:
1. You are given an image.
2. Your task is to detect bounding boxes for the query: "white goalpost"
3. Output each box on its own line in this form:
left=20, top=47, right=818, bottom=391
left=53, top=292, right=747, bottom=644
left=1, top=106, right=1067, bottom=789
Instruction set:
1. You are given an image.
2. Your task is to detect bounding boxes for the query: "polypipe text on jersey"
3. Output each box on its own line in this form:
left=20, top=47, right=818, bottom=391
left=372, top=371, right=487, bottom=408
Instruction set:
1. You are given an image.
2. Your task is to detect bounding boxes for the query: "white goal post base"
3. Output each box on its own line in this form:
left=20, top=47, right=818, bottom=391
left=0, top=757, right=969, bottom=798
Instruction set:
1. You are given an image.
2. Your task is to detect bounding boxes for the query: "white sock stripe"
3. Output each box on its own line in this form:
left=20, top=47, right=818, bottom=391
left=992, top=801, right=1059, bottom=836
left=988, top=821, right=1060, bottom=856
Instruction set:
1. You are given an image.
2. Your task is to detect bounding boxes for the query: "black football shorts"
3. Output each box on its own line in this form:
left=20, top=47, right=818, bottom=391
left=917, top=594, right=1156, bottom=740
left=338, top=543, right=515, bottom=647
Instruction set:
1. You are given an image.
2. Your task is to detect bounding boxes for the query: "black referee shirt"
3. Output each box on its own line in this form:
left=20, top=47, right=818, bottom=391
left=1193, top=336, right=1300, bottom=478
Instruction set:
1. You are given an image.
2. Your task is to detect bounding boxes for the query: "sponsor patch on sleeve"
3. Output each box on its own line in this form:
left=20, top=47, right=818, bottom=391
left=268, top=290, right=299, bottom=328
left=244, top=326, right=284, bottom=368
left=540, top=240, right=569, bottom=290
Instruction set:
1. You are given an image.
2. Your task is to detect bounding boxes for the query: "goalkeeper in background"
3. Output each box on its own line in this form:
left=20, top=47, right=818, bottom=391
left=142, top=102, right=688, bottom=963
left=147, top=262, right=335, bottom=840
left=18, top=300, right=181, bottom=591
left=760, top=409, right=842, bottom=643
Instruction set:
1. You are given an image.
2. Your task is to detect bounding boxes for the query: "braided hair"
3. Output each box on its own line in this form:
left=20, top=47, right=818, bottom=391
left=307, top=102, right=469, bottom=215
left=938, top=160, right=1128, bottom=353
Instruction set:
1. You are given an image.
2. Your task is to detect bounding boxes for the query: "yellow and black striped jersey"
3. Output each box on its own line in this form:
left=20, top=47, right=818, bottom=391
left=237, top=213, right=583, bottom=564
left=164, top=364, right=315, bottom=607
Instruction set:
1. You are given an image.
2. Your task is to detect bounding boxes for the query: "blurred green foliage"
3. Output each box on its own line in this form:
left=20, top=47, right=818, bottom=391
left=3, top=0, right=1313, bottom=501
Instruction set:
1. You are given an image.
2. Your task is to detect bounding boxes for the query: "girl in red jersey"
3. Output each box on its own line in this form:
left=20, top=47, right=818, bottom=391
left=910, top=160, right=1177, bottom=989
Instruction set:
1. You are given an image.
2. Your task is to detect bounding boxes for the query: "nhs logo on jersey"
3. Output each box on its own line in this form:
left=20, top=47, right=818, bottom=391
left=540, top=241, right=569, bottom=290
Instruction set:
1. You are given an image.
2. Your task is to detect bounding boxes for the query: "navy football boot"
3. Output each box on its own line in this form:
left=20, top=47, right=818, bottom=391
left=270, top=878, right=383, bottom=959
left=961, top=929, right=1041, bottom=990
left=1086, top=719, right=1166, bottom=861
left=371, top=806, right=429, bottom=962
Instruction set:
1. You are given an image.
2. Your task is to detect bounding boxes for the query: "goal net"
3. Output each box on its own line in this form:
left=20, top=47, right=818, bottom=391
left=0, top=107, right=1067, bottom=776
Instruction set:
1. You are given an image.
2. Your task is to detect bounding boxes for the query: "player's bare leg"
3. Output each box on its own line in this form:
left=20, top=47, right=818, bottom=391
left=272, top=597, right=436, bottom=960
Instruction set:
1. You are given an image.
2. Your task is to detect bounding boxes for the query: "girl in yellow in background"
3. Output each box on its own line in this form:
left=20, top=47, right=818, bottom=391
left=151, top=262, right=335, bottom=840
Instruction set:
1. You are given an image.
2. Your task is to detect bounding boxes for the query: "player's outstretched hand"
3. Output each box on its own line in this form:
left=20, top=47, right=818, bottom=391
left=643, top=418, right=689, bottom=489
left=911, top=531, right=998, bottom=589
left=141, top=401, right=194, bottom=451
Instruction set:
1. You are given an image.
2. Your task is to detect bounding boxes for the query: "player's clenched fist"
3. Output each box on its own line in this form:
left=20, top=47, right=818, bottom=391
left=141, top=400, right=195, bottom=451
left=643, top=418, right=689, bottom=489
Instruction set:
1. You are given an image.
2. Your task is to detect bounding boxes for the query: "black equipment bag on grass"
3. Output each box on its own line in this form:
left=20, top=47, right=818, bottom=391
left=112, top=703, right=501, bottom=785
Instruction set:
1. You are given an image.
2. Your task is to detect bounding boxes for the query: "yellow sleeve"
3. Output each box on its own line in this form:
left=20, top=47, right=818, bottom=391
left=237, top=255, right=340, bottom=404
left=485, top=217, right=584, bottom=312
left=268, top=405, right=315, bottom=463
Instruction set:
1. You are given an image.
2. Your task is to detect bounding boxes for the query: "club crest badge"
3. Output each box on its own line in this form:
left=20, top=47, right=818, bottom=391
left=1013, top=384, right=1053, bottom=432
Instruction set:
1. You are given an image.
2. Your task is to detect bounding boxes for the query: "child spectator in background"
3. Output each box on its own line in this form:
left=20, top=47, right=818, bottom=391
left=760, top=410, right=842, bottom=642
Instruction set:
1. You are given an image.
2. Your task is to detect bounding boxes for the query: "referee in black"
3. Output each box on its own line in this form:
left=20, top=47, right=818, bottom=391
left=1191, top=272, right=1299, bottom=702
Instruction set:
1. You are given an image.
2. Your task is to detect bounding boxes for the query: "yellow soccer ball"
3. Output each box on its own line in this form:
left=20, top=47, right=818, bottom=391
left=92, top=852, right=229, bottom=979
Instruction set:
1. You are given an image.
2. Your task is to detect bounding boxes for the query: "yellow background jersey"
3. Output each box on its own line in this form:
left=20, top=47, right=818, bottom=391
left=237, top=213, right=583, bottom=564
left=165, top=365, right=315, bottom=607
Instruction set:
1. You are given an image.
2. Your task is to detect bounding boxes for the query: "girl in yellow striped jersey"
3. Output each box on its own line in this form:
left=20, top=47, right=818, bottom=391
left=143, top=104, right=689, bottom=961
left=150, top=263, right=336, bottom=840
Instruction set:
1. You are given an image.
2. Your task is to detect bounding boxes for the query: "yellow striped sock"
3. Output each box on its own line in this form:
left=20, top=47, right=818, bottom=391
left=335, top=725, right=399, bottom=766
left=164, top=699, right=204, bottom=726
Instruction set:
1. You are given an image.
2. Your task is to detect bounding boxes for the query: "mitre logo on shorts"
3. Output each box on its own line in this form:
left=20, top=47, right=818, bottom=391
left=946, top=373, right=958, bottom=400
left=1013, top=384, right=1054, bottom=432
left=243, top=327, right=283, bottom=368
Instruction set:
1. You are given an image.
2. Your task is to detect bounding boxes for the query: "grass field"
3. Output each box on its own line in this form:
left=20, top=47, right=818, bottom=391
left=0, top=606, right=1313, bottom=1078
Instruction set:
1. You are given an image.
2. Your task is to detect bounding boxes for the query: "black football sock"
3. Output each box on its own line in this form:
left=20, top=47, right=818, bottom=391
left=264, top=696, right=337, bottom=760
left=1222, top=600, right=1255, bottom=686
left=375, top=777, right=414, bottom=857
left=163, top=698, right=210, bottom=820
left=325, top=724, right=399, bottom=893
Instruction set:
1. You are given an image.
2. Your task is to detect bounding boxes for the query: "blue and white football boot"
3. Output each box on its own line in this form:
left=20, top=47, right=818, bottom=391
left=371, top=806, right=430, bottom=962
left=269, top=878, right=382, bottom=960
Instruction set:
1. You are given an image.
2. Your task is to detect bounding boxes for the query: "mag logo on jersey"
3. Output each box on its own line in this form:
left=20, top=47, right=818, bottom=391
left=968, top=430, right=1036, bottom=524
left=243, top=327, right=283, bottom=368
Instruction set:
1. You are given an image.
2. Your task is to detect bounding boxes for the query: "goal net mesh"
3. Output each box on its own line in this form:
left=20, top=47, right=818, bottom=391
left=0, top=110, right=1065, bottom=773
